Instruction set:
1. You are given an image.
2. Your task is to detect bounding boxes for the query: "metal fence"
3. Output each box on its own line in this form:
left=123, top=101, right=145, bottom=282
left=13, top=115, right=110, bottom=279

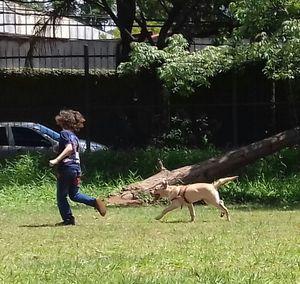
left=0, top=44, right=117, bottom=70
left=0, top=50, right=117, bottom=70
left=0, top=39, right=213, bottom=70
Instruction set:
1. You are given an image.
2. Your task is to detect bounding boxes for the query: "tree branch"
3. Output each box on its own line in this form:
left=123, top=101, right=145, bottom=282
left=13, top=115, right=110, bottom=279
left=134, top=1, right=155, bottom=44
left=90, top=0, right=135, bottom=41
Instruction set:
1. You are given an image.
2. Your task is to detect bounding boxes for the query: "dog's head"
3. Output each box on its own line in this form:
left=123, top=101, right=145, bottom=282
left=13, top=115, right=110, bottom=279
left=149, top=179, right=168, bottom=200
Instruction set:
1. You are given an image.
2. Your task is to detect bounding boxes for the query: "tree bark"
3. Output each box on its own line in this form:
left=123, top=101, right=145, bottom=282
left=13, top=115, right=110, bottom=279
left=116, top=0, right=136, bottom=64
left=107, top=127, right=300, bottom=205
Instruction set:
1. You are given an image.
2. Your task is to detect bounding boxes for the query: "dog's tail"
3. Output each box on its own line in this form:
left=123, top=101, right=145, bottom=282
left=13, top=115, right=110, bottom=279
left=213, top=176, right=238, bottom=189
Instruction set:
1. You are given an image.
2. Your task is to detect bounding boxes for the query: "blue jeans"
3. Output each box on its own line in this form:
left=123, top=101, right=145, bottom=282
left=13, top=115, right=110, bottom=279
left=56, top=169, right=96, bottom=222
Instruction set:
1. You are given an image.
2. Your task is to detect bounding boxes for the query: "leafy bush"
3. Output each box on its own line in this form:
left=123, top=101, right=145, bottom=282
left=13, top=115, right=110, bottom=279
left=81, top=146, right=219, bottom=181
left=0, top=147, right=300, bottom=206
left=221, top=175, right=300, bottom=206
left=152, top=115, right=212, bottom=149
left=0, top=154, right=54, bottom=186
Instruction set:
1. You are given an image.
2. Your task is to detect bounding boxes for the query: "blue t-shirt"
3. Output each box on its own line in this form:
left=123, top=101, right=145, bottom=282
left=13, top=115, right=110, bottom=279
left=57, top=129, right=81, bottom=173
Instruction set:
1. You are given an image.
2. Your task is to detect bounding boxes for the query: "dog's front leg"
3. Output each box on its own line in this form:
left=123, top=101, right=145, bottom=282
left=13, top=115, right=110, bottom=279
left=155, top=200, right=180, bottom=220
left=187, top=203, right=195, bottom=222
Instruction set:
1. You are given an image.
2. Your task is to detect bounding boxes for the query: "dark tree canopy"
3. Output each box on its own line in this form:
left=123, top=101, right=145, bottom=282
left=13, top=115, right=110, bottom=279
left=10, top=0, right=234, bottom=61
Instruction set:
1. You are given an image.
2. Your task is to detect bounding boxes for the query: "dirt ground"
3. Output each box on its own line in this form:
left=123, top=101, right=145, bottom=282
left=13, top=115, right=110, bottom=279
left=107, top=195, right=143, bottom=206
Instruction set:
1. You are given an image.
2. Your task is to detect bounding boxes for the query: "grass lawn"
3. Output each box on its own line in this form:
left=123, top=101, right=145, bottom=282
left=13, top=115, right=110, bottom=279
left=0, top=204, right=299, bottom=284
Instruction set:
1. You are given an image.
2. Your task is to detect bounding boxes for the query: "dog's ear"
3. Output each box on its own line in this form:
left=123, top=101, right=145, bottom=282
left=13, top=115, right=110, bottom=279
left=161, top=178, right=168, bottom=188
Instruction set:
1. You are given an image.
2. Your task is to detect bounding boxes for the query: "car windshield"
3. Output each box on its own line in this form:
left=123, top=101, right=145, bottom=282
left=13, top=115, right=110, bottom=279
left=34, top=125, right=60, bottom=141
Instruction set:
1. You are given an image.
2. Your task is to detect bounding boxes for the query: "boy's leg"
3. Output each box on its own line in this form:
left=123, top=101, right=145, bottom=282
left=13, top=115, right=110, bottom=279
left=69, top=175, right=106, bottom=216
left=68, top=176, right=96, bottom=206
left=56, top=175, right=75, bottom=225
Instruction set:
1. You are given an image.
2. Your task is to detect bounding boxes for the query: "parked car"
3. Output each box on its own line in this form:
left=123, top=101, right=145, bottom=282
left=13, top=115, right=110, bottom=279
left=0, top=122, right=107, bottom=158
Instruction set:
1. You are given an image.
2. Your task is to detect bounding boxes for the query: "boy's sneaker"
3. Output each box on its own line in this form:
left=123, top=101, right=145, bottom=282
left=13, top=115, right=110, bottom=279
left=95, top=198, right=107, bottom=217
left=55, top=217, right=75, bottom=226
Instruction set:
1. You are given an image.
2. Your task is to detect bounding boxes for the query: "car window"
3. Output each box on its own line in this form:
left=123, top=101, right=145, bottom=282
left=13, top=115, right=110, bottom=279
left=0, top=127, right=8, bottom=145
left=12, top=127, right=52, bottom=147
left=35, top=125, right=60, bottom=141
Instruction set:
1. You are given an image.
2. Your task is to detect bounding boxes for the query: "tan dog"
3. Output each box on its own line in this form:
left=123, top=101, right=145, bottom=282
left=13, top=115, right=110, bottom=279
left=150, top=176, right=238, bottom=222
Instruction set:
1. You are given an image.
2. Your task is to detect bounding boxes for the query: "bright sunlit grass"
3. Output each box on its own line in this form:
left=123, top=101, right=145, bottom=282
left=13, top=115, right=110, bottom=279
left=0, top=205, right=299, bottom=283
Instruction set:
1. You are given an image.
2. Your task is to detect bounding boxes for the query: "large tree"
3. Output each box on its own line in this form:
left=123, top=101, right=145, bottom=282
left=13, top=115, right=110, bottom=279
left=116, top=0, right=300, bottom=149
left=107, top=126, right=300, bottom=206
left=110, top=0, right=300, bottom=203
left=11, top=0, right=233, bottom=62
left=118, top=0, right=300, bottom=94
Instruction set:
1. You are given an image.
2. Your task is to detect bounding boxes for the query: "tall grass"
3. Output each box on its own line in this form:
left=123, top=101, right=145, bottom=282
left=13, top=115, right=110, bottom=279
left=0, top=147, right=300, bottom=207
left=80, top=146, right=220, bottom=180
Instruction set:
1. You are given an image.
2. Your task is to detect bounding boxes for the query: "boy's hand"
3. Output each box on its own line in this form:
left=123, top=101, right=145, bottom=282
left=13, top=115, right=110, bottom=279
left=49, top=158, right=59, bottom=167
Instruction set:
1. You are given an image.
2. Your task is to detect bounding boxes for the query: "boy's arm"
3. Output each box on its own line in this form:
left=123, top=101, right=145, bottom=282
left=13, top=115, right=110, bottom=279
left=49, top=143, right=73, bottom=167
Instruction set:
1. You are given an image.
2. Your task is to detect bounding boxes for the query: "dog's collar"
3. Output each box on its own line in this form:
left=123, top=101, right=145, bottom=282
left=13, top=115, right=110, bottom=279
left=171, top=186, right=190, bottom=204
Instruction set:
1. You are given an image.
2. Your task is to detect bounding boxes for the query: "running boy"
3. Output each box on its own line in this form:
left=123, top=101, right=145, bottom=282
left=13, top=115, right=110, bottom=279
left=49, top=109, right=106, bottom=225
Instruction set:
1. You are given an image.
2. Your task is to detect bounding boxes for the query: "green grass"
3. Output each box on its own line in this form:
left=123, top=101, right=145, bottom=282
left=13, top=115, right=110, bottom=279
left=0, top=205, right=299, bottom=284
left=0, top=149, right=299, bottom=283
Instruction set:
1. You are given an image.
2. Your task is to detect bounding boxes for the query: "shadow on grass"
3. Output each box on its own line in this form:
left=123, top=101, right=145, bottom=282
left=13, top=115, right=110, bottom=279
left=160, top=220, right=191, bottom=223
left=159, top=219, right=211, bottom=223
left=19, top=224, right=58, bottom=228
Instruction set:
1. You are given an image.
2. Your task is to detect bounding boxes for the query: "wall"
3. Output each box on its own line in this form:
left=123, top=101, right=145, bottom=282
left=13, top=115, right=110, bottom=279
left=0, top=35, right=118, bottom=69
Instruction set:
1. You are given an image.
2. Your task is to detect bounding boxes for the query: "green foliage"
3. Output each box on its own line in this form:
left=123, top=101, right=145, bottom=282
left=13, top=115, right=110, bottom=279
left=1, top=147, right=300, bottom=206
left=81, top=146, right=220, bottom=182
left=221, top=148, right=300, bottom=205
left=159, top=45, right=234, bottom=94
left=230, top=1, right=281, bottom=37
left=222, top=176, right=300, bottom=205
left=262, top=20, right=300, bottom=79
left=117, top=1, right=300, bottom=95
left=117, top=42, right=165, bottom=74
left=229, top=0, right=300, bottom=38
left=152, top=115, right=212, bottom=148
left=118, top=34, right=234, bottom=95
left=0, top=155, right=55, bottom=207
left=0, top=154, right=53, bottom=186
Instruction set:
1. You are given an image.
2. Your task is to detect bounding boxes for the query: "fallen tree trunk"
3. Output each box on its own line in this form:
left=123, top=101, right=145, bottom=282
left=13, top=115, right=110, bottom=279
left=107, top=127, right=300, bottom=205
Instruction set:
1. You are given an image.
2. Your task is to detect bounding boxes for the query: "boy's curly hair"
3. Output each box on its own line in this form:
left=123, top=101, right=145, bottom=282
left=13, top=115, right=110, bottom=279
left=55, top=109, right=86, bottom=132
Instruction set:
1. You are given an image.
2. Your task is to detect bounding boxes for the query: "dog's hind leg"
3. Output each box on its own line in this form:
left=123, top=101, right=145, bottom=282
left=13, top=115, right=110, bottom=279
left=187, top=203, right=196, bottom=222
left=155, top=200, right=180, bottom=220
left=218, top=200, right=230, bottom=221
left=219, top=200, right=225, bottom=218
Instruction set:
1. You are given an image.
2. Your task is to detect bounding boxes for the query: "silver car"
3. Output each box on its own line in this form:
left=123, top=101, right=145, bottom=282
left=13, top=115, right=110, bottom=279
left=0, top=122, right=107, bottom=157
